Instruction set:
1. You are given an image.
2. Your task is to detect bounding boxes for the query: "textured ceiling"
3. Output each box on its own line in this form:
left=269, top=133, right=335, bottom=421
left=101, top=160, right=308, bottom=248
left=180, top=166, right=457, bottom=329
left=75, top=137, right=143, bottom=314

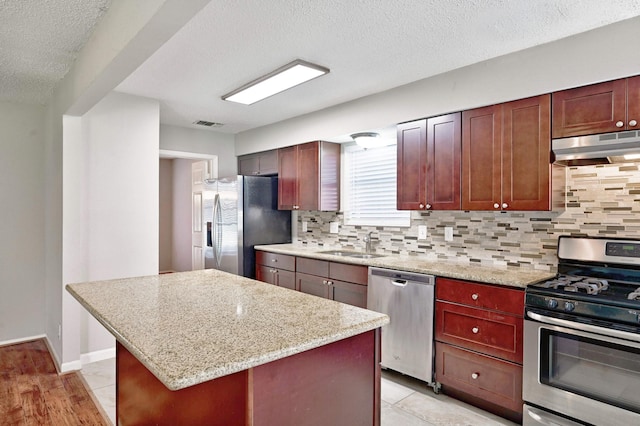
left=3, top=0, right=640, bottom=135
left=115, top=0, right=640, bottom=134
left=0, top=0, right=111, bottom=105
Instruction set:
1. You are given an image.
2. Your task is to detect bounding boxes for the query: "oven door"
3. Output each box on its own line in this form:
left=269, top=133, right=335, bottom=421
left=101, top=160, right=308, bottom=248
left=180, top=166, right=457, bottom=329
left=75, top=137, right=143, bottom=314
left=523, top=310, right=640, bottom=426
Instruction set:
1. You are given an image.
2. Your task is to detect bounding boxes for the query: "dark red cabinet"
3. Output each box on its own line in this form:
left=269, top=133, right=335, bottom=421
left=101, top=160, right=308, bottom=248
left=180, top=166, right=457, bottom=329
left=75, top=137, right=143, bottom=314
left=397, top=113, right=461, bottom=210
left=278, top=141, right=340, bottom=211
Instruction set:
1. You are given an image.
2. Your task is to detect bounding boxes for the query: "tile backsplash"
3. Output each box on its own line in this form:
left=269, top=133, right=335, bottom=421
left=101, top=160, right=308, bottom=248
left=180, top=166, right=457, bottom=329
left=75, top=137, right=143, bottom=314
left=296, top=163, right=640, bottom=272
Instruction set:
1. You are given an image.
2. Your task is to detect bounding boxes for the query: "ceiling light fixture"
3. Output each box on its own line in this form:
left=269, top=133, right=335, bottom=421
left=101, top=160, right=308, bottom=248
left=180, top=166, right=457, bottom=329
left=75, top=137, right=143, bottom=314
left=623, top=153, right=640, bottom=160
left=222, top=59, right=329, bottom=105
left=351, top=132, right=391, bottom=149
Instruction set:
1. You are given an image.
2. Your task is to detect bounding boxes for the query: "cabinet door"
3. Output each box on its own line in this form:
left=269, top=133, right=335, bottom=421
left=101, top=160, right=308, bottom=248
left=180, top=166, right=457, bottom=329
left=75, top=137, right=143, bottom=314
left=502, top=95, right=551, bottom=211
left=256, top=265, right=277, bottom=285
left=462, top=105, right=502, bottom=210
left=296, top=272, right=331, bottom=300
left=275, top=269, right=296, bottom=290
left=258, top=150, right=278, bottom=175
left=238, top=154, right=260, bottom=176
left=317, top=142, right=341, bottom=211
left=627, top=76, right=640, bottom=130
left=397, top=120, right=427, bottom=210
left=435, top=301, right=523, bottom=363
left=552, top=79, right=627, bottom=138
left=427, top=113, right=461, bottom=210
left=331, top=280, right=367, bottom=308
left=278, top=146, right=299, bottom=210
left=297, top=142, right=320, bottom=210
left=435, top=342, right=523, bottom=421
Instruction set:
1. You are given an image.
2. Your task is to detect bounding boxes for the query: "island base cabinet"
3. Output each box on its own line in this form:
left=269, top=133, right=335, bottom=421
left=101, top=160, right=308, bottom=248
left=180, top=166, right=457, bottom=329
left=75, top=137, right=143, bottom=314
left=435, top=342, right=522, bottom=424
left=116, top=330, right=381, bottom=425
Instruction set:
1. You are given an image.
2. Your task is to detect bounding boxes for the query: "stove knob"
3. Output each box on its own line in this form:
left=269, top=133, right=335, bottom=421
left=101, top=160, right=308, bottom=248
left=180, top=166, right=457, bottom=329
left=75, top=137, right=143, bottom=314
left=564, top=302, right=575, bottom=312
left=548, top=299, right=558, bottom=309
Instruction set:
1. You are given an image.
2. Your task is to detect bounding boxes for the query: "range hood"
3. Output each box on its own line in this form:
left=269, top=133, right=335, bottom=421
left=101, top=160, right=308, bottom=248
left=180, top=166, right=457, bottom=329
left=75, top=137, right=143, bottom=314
left=553, top=130, right=640, bottom=166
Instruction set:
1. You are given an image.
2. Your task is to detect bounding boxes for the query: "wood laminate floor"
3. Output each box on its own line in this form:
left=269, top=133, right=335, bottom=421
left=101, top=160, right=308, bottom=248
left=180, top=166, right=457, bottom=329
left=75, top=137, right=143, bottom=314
left=0, top=339, right=109, bottom=425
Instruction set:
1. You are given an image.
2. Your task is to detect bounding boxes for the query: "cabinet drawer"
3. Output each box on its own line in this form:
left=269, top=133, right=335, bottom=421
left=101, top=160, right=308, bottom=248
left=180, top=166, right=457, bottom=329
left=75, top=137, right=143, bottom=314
left=255, top=251, right=295, bottom=272
left=329, top=263, right=368, bottom=285
left=436, top=278, right=523, bottom=316
left=435, top=301, right=522, bottom=363
left=435, top=342, right=522, bottom=414
left=296, top=257, right=329, bottom=277
left=332, top=280, right=367, bottom=309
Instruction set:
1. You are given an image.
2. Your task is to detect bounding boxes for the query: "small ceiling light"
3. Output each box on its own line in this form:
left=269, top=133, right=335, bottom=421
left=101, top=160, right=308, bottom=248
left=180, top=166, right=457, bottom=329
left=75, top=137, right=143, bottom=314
left=351, top=132, right=391, bottom=149
left=623, top=153, right=640, bottom=160
left=222, top=59, right=329, bottom=105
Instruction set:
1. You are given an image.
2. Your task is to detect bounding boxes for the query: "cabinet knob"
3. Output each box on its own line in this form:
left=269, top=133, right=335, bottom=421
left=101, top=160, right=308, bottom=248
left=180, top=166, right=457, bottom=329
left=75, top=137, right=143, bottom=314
left=426, top=204, right=432, bottom=210
left=616, top=120, right=624, bottom=128
left=471, top=293, right=479, bottom=300
left=419, top=203, right=425, bottom=209
left=502, top=202, right=508, bottom=209
left=493, top=203, right=500, bottom=209
left=272, top=259, right=277, bottom=262
left=630, top=119, right=638, bottom=127
left=471, top=372, right=479, bottom=380
left=293, top=205, right=299, bottom=210
left=322, top=280, right=327, bottom=285
left=472, top=327, right=479, bottom=334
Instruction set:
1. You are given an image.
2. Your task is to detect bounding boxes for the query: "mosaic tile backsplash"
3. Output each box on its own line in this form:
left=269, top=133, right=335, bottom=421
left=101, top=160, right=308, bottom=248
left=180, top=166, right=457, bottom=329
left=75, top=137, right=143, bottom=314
left=296, top=163, right=640, bottom=272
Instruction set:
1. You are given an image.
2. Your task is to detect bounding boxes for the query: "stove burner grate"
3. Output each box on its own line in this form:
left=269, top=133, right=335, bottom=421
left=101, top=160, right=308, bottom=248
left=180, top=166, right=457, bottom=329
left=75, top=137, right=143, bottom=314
left=541, top=275, right=609, bottom=295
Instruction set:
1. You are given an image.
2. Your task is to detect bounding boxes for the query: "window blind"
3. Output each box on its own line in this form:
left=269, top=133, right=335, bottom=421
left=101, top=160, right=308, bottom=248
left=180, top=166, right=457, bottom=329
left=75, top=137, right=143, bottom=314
left=343, top=143, right=410, bottom=227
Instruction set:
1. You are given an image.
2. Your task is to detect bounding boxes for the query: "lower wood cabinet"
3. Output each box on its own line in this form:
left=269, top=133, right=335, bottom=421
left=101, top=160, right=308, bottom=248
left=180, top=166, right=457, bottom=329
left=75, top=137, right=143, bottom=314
left=435, top=277, right=524, bottom=423
left=255, top=251, right=296, bottom=290
left=296, top=257, right=368, bottom=308
left=435, top=342, right=522, bottom=415
left=255, top=251, right=368, bottom=309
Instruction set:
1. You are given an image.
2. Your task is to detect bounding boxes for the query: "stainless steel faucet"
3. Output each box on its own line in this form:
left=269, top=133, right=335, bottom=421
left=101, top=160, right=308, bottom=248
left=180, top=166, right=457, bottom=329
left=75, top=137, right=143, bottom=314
left=364, top=231, right=374, bottom=254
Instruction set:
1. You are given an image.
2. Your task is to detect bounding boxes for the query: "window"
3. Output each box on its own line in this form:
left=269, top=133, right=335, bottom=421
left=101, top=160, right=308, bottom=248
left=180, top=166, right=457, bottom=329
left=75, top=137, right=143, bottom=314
left=343, top=143, right=411, bottom=227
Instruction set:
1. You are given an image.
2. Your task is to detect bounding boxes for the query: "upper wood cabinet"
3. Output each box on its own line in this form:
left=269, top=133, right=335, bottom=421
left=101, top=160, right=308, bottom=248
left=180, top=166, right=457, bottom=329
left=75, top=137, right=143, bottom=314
left=462, top=94, right=551, bottom=211
left=238, top=150, right=278, bottom=176
left=397, top=112, right=461, bottom=210
left=552, top=76, right=640, bottom=138
left=278, top=141, right=340, bottom=211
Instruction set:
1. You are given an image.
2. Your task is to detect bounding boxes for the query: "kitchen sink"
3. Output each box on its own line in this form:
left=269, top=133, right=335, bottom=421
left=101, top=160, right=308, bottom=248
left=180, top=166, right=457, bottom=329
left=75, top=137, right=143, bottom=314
left=346, top=253, right=385, bottom=259
left=317, top=250, right=385, bottom=259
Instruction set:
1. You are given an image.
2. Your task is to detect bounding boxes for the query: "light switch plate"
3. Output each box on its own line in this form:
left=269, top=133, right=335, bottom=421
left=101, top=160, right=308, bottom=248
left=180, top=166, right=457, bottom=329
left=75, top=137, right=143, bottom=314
left=329, top=221, right=339, bottom=233
left=301, top=221, right=308, bottom=232
left=418, top=225, right=427, bottom=240
left=444, top=227, right=454, bottom=242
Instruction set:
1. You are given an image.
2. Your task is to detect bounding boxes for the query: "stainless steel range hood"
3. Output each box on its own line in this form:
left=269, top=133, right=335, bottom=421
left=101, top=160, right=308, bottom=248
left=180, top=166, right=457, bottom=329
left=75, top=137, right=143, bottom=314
left=553, top=130, right=640, bottom=166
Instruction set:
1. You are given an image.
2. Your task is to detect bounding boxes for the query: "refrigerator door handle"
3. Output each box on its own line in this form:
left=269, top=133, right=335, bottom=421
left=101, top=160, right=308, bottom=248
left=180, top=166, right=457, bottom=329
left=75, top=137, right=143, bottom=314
left=213, top=193, right=223, bottom=268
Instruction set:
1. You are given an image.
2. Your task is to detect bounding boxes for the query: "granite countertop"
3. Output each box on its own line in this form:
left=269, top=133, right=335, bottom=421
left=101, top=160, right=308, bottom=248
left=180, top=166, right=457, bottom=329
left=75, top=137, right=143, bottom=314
left=66, top=269, right=388, bottom=391
left=254, top=244, right=556, bottom=288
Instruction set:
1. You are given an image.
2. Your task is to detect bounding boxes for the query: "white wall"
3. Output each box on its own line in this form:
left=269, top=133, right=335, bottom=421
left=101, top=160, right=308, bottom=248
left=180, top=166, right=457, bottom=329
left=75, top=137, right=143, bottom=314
left=0, top=101, right=45, bottom=343
left=63, top=92, right=160, bottom=367
left=159, top=124, right=237, bottom=177
left=45, top=0, right=209, bottom=369
left=235, top=16, right=640, bottom=155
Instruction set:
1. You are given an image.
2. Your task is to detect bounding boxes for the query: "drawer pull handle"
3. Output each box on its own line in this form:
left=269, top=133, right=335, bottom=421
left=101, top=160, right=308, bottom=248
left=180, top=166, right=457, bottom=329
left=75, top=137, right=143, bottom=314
left=272, top=259, right=277, bottom=262
left=472, top=327, right=479, bottom=334
left=471, top=372, right=479, bottom=380
left=471, top=293, right=479, bottom=300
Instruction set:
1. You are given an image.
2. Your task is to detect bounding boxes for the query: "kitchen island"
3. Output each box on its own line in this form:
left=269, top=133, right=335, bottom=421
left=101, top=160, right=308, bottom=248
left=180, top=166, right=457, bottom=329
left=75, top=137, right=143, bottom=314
left=66, top=269, right=389, bottom=426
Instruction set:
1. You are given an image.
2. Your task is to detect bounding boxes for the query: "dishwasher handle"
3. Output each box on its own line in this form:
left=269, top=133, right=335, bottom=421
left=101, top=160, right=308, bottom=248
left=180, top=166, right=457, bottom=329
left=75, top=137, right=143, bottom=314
left=369, top=267, right=434, bottom=285
left=392, top=279, right=408, bottom=287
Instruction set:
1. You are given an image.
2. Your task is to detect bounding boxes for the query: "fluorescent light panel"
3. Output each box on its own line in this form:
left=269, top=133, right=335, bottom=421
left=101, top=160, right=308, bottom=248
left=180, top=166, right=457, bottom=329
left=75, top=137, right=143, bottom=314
left=222, top=60, right=329, bottom=105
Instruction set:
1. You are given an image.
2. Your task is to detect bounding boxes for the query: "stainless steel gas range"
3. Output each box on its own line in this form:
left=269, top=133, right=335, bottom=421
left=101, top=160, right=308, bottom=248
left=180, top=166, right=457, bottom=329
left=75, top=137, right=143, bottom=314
left=523, top=236, right=640, bottom=426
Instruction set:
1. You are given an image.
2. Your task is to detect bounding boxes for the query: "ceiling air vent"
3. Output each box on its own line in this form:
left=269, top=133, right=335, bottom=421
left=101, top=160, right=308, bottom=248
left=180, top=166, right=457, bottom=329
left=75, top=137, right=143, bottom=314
left=193, top=120, right=224, bottom=127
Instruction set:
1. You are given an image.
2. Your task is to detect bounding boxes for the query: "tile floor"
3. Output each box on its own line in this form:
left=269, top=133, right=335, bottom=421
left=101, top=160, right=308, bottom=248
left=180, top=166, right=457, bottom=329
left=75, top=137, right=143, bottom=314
left=80, top=359, right=518, bottom=426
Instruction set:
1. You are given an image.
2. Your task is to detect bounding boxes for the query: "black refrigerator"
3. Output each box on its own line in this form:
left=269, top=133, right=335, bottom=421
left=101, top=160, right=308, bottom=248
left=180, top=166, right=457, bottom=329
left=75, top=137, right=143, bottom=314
left=203, top=175, right=291, bottom=278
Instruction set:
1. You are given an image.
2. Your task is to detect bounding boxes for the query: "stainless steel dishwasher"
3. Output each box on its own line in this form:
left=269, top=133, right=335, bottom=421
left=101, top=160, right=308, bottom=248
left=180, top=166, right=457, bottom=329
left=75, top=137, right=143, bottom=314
left=367, top=267, right=436, bottom=389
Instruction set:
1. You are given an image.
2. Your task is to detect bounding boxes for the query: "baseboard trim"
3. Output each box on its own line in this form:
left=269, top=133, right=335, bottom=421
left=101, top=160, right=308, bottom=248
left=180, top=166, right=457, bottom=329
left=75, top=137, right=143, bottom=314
left=80, top=346, right=116, bottom=365
left=0, top=334, right=47, bottom=348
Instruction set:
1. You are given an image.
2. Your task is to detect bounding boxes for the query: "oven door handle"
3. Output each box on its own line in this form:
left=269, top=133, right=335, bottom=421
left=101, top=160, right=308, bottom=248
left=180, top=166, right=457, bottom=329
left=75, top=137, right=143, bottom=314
left=527, top=310, right=640, bottom=344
